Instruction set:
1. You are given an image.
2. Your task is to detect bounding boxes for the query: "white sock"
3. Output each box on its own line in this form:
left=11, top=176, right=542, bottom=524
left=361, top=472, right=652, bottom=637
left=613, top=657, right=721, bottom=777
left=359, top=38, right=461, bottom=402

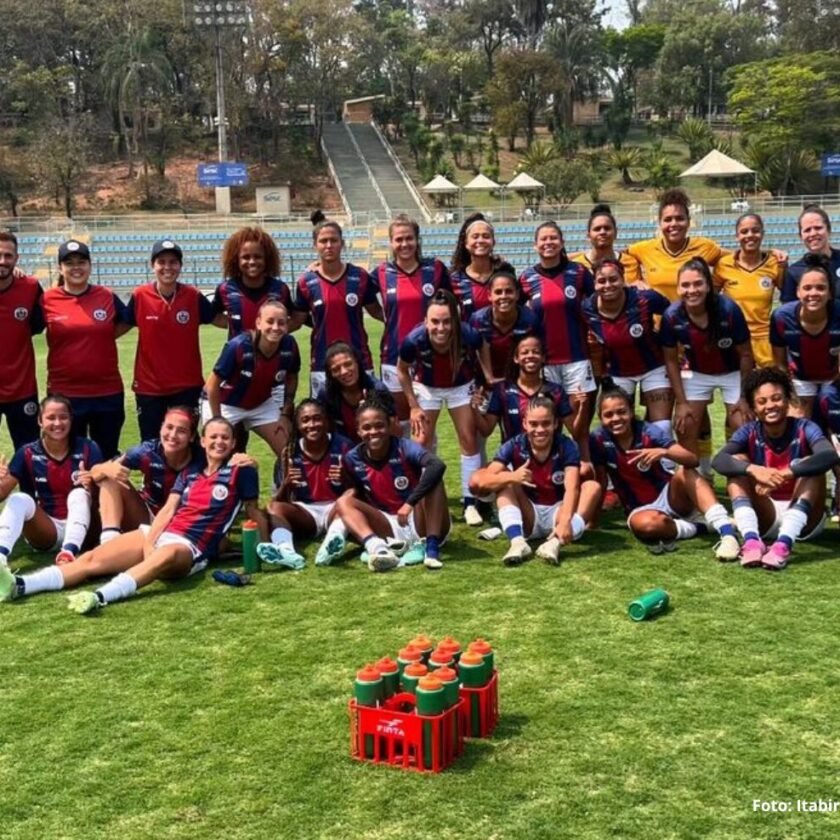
left=96, top=572, right=138, bottom=605
left=673, top=519, right=698, bottom=540
left=20, top=565, right=65, bottom=596
left=498, top=505, right=524, bottom=538
left=570, top=513, right=585, bottom=541
left=324, top=519, right=347, bottom=539
left=63, top=488, right=91, bottom=552
left=271, top=526, right=294, bottom=548
left=99, top=527, right=121, bottom=545
left=0, top=493, right=36, bottom=555
left=732, top=498, right=760, bottom=539
left=703, top=503, right=731, bottom=535
left=778, top=504, right=809, bottom=545
left=364, top=536, right=388, bottom=554
left=460, top=453, right=482, bottom=500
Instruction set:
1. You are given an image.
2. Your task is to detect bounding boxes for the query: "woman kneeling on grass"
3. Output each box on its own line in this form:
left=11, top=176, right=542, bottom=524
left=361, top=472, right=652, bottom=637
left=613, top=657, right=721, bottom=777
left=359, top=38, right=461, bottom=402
left=0, top=417, right=265, bottom=613
left=469, top=395, right=601, bottom=567
left=711, top=367, right=836, bottom=571
left=334, top=398, right=450, bottom=572
left=590, top=387, right=739, bottom=558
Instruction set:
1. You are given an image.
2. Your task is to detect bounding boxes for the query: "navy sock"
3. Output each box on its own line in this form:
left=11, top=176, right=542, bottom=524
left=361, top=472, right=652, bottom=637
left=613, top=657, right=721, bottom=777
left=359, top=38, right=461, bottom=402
left=425, top=535, right=441, bottom=559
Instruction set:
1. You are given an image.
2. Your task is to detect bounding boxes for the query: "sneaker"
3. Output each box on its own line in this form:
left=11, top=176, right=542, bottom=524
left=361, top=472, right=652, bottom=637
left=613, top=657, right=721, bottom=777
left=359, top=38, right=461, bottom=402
left=0, top=566, right=19, bottom=602
left=647, top=540, right=678, bottom=556
left=423, top=555, right=443, bottom=570
left=400, top=543, right=426, bottom=566
left=67, top=591, right=101, bottom=615
left=463, top=504, right=483, bottom=527
left=502, top=536, right=532, bottom=567
left=714, top=534, right=740, bottom=562
left=739, top=538, right=766, bottom=568
left=368, top=547, right=399, bottom=572
left=603, top=490, right=621, bottom=511
left=535, top=536, right=561, bottom=565
left=385, top=538, right=408, bottom=556
left=761, top=543, right=790, bottom=571
left=314, top=533, right=346, bottom=567
left=55, top=549, right=75, bottom=566
left=256, top=542, right=305, bottom=571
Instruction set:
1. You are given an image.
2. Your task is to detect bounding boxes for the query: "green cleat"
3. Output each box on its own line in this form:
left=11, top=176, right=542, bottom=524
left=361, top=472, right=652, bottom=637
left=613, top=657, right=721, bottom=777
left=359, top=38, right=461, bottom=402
left=256, top=542, right=305, bottom=571
left=67, top=591, right=101, bottom=615
left=314, top=533, right=346, bottom=567
left=399, top=543, right=426, bottom=566
left=0, top=566, right=19, bottom=602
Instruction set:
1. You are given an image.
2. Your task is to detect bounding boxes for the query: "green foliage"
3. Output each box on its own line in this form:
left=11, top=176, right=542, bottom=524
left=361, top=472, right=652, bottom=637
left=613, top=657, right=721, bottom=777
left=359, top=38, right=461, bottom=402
left=643, top=145, right=680, bottom=194
left=29, top=116, right=93, bottom=217
left=607, top=146, right=644, bottom=185
left=517, top=139, right=560, bottom=171
left=531, top=156, right=601, bottom=208
left=676, top=117, right=714, bottom=162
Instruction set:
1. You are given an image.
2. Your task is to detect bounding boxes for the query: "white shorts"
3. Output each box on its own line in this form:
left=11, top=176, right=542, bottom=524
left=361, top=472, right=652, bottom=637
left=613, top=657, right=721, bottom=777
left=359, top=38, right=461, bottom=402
left=139, top=524, right=206, bottom=573
left=311, top=369, right=375, bottom=396
left=383, top=511, right=421, bottom=545
left=292, top=500, right=336, bottom=536
left=544, top=360, right=597, bottom=393
left=381, top=364, right=402, bottom=393
left=201, top=396, right=279, bottom=431
left=25, top=516, right=66, bottom=552
left=762, top=498, right=827, bottom=542
left=791, top=378, right=835, bottom=399
left=680, top=369, right=741, bottom=405
left=628, top=483, right=683, bottom=521
left=527, top=501, right=586, bottom=541
left=413, top=381, right=473, bottom=411
left=612, top=365, right=671, bottom=398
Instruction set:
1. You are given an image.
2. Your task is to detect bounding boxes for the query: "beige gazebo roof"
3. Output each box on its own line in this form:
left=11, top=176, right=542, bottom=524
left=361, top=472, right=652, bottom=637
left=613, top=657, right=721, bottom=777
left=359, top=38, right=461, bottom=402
left=422, top=175, right=460, bottom=193
left=506, top=172, right=544, bottom=190
left=679, top=150, right=754, bottom=177
left=463, top=173, right=501, bottom=190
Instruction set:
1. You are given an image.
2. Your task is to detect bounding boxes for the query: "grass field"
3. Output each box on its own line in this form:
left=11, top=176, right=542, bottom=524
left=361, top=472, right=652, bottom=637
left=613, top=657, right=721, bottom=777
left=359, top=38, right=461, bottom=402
left=2, top=322, right=840, bottom=840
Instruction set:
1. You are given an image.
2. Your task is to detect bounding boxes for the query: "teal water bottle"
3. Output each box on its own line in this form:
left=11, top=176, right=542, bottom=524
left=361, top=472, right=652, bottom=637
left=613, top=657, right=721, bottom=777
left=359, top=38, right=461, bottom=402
left=628, top=588, right=669, bottom=622
left=415, top=674, right=445, bottom=770
left=354, top=664, right=383, bottom=758
left=242, top=520, right=260, bottom=574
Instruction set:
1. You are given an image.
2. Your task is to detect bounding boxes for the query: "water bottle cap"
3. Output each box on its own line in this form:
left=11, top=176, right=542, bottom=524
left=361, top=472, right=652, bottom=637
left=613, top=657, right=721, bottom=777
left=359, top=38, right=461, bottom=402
left=433, top=666, right=457, bottom=682
left=417, top=675, right=443, bottom=691
left=468, top=639, right=493, bottom=654
left=438, top=636, right=461, bottom=654
left=459, top=651, right=484, bottom=666
left=356, top=664, right=382, bottom=682
left=375, top=656, right=399, bottom=674
left=398, top=645, right=422, bottom=661
left=409, top=634, right=434, bottom=650
left=242, top=519, right=259, bottom=530
left=429, top=648, right=453, bottom=664
left=404, top=662, right=428, bottom=677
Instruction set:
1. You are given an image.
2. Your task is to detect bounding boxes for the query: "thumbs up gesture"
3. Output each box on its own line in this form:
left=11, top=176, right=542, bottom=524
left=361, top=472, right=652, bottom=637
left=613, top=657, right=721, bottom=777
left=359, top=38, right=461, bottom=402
left=76, top=459, right=93, bottom=490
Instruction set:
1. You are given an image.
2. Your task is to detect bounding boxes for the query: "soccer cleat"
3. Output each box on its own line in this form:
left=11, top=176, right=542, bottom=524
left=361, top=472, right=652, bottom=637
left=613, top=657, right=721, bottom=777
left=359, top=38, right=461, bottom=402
left=0, top=566, right=19, bottom=602
left=463, top=504, right=483, bottom=527
left=314, top=533, right=346, bottom=567
left=256, top=542, right=305, bottom=571
left=67, top=591, right=101, bottom=615
left=55, top=549, right=75, bottom=566
left=400, top=543, right=426, bottom=566
left=647, top=540, right=678, bottom=556
left=423, top=555, right=443, bottom=570
left=535, top=536, right=562, bottom=565
left=739, top=538, right=766, bottom=568
left=761, top=543, right=790, bottom=571
left=713, top=534, right=740, bottom=562
left=368, top=547, right=399, bottom=572
left=603, top=490, right=621, bottom=511
left=502, top=536, right=532, bottom=567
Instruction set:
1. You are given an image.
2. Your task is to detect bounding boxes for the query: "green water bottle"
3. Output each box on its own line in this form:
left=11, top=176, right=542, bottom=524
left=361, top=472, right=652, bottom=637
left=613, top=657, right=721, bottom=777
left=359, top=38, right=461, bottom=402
left=400, top=662, right=428, bottom=695
left=354, top=664, right=384, bottom=758
left=434, top=665, right=461, bottom=752
left=628, top=588, right=669, bottom=622
left=415, top=674, right=445, bottom=770
left=375, top=656, right=400, bottom=698
left=242, top=520, right=260, bottom=574
left=397, top=645, right=423, bottom=681
left=428, top=647, right=454, bottom=672
left=458, top=651, right=488, bottom=737
left=468, top=638, right=495, bottom=678
left=437, top=635, right=462, bottom=663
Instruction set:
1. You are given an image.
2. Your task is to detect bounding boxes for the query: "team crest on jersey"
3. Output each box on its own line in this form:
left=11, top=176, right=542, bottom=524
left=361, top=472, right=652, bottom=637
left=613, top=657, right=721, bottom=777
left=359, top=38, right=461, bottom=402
left=274, top=371, right=286, bottom=382
left=394, top=476, right=409, bottom=490
left=636, top=461, right=651, bottom=472
left=564, top=286, right=577, bottom=300
left=346, top=293, right=359, bottom=306
left=551, top=471, right=564, bottom=485
left=23, top=401, right=37, bottom=416
left=93, top=309, right=108, bottom=321
left=629, top=323, right=644, bottom=338
left=759, top=276, right=773, bottom=290
left=13, top=307, right=28, bottom=321
left=422, top=283, right=434, bottom=296
left=717, top=338, right=733, bottom=349
left=212, top=484, right=229, bottom=501
left=176, top=310, right=190, bottom=324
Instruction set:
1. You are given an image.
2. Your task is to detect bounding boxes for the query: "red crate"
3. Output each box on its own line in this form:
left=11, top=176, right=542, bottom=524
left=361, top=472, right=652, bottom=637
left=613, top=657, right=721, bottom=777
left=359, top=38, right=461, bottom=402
left=349, top=692, right=464, bottom=773
left=459, top=670, right=499, bottom=738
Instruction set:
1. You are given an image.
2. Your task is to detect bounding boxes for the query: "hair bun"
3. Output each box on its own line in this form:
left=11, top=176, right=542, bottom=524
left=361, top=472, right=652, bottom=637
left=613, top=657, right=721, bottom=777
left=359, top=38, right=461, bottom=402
left=590, top=203, right=612, bottom=216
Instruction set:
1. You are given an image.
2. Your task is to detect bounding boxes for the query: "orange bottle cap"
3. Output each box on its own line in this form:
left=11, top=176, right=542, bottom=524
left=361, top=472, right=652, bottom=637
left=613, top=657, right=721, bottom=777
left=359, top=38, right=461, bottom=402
left=356, top=664, right=382, bottom=682
left=438, top=636, right=461, bottom=653
left=433, top=666, right=457, bottom=682
left=404, top=662, right=428, bottom=677
left=410, top=634, right=434, bottom=650
left=417, top=675, right=443, bottom=691
left=459, top=651, right=484, bottom=666
left=242, top=519, right=258, bottom=530
left=398, top=645, right=422, bottom=661
left=430, top=648, right=452, bottom=663
left=375, top=656, right=399, bottom=674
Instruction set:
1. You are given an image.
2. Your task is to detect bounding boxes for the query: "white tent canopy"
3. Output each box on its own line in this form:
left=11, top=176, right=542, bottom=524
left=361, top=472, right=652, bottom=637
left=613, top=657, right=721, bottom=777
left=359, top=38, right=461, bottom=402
left=422, top=174, right=460, bottom=193
left=463, top=173, right=501, bottom=190
left=506, top=172, right=544, bottom=190
left=679, top=150, right=754, bottom=178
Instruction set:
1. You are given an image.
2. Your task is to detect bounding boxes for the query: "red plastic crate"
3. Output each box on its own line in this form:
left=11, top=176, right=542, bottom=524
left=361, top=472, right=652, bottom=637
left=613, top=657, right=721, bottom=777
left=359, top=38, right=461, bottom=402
left=459, top=670, right=499, bottom=738
left=349, top=692, right=464, bottom=773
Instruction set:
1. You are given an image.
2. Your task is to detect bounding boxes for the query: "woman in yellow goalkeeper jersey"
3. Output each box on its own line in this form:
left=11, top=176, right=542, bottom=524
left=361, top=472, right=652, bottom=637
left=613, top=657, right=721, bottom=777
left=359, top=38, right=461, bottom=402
left=569, top=204, right=642, bottom=286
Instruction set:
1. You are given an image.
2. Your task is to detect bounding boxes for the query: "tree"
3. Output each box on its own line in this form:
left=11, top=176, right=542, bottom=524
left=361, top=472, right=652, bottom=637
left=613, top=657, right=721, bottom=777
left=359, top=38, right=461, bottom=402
left=30, top=116, right=92, bottom=218
left=607, top=147, right=644, bottom=185
left=545, top=21, right=604, bottom=129
left=603, top=24, right=666, bottom=116
left=462, top=0, right=522, bottom=77
left=531, top=157, right=602, bottom=208
left=0, top=148, right=30, bottom=216
left=676, top=117, right=714, bottom=161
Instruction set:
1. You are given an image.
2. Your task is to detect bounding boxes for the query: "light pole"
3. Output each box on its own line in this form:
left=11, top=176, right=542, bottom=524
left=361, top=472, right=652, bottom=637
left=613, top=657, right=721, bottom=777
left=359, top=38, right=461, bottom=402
left=192, top=1, right=248, bottom=214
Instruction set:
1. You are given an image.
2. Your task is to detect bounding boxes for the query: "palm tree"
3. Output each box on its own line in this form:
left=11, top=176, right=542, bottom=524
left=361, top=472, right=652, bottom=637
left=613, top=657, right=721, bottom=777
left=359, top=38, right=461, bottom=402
left=517, top=139, right=560, bottom=171
left=546, top=22, right=604, bottom=130
left=607, top=147, right=644, bottom=185
left=514, top=0, right=549, bottom=48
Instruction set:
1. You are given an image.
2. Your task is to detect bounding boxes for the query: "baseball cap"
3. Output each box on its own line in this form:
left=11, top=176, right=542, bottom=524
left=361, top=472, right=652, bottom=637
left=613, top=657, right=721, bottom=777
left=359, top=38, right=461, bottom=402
left=58, top=240, right=91, bottom=262
left=150, top=238, right=183, bottom=262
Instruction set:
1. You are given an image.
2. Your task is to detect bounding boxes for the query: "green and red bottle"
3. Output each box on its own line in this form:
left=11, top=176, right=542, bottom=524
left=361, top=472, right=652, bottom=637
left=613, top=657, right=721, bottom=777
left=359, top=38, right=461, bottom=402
left=354, top=664, right=384, bottom=758
left=415, top=674, right=446, bottom=770
left=409, top=634, right=434, bottom=664
left=428, top=647, right=454, bottom=672
left=434, top=665, right=461, bottom=752
left=437, top=635, right=462, bottom=663
left=468, top=638, right=495, bottom=679
left=458, top=651, right=488, bottom=737
left=401, top=661, right=428, bottom=695
left=396, top=645, right=423, bottom=680
left=375, top=656, right=400, bottom=698
left=241, top=519, right=260, bottom=574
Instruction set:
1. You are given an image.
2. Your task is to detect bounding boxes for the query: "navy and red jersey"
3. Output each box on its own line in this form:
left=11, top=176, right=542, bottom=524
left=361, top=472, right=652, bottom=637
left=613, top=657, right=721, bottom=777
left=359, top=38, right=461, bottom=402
left=167, top=462, right=259, bottom=558
left=468, top=305, right=537, bottom=380
left=126, top=283, right=215, bottom=395
left=399, top=322, right=484, bottom=387
left=450, top=270, right=492, bottom=320
left=659, top=295, right=750, bottom=375
left=590, top=420, right=674, bottom=513
left=42, top=285, right=128, bottom=397
left=8, top=436, right=103, bottom=519
left=122, top=439, right=205, bottom=515
left=770, top=301, right=840, bottom=382
left=486, top=381, right=573, bottom=441
left=492, top=432, right=580, bottom=506
left=293, top=264, right=378, bottom=372
left=817, top=381, right=840, bottom=434
left=371, top=259, right=450, bottom=366
left=781, top=248, right=840, bottom=303
left=0, top=275, right=44, bottom=402
left=727, top=418, right=825, bottom=501
left=342, top=437, right=430, bottom=515
left=210, top=332, right=300, bottom=409
left=518, top=261, right=594, bottom=365
left=287, top=433, right=352, bottom=504
left=313, top=376, right=395, bottom=443
left=212, top=277, right=292, bottom=338
left=582, top=287, right=670, bottom=377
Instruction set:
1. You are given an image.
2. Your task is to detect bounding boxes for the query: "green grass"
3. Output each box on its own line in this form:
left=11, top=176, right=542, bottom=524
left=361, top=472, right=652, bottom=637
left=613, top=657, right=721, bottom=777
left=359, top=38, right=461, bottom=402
left=2, top=322, right=840, bottom=839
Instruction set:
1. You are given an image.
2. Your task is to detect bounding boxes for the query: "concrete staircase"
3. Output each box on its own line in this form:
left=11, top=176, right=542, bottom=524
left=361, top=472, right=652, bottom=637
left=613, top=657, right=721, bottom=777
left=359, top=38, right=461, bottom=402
left=321, top=123, right=387, bottom=217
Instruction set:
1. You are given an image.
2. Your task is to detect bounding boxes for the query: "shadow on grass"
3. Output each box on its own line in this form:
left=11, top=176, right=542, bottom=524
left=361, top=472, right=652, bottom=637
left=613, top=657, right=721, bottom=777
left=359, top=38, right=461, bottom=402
left=449, top=713, right=529, bottom=772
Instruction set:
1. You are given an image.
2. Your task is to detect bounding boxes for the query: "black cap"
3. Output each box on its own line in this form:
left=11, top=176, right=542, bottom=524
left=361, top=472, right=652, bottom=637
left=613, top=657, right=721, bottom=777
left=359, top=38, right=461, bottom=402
left=150, top=238, right=183, bottom=263
left=58, top=240, right=91, bottom=262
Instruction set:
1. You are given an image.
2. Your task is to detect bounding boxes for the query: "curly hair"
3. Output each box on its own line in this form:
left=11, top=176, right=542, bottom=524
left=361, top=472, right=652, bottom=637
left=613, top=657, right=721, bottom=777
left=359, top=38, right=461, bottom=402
left=658, top=188, right=691, bottom=221
left=743, top=367, right=794, bottom=410
left=221, top=227, right=281, bottom=281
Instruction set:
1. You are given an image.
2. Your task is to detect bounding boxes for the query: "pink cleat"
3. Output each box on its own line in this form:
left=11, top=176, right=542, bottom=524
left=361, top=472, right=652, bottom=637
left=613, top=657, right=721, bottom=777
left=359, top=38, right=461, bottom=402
left=739, top=538, right=766, bottom=568
left=55, top=549, right=75, bottom=566
left=760, top=543, right=790, bottom=571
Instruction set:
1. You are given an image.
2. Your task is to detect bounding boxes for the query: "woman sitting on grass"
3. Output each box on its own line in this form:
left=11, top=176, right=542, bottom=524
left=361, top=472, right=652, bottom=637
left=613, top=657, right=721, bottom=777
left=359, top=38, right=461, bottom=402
left=0, top=417, right=265, bottom=613
left=0, top=395, right=102, bottom=567
left=333, top=398, right=450, bottom=572
left=590, top=387, right=739, bottom=558
left=712, top=367, right=836, bottom=571
left=469, top=395, right=601, bottom=567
